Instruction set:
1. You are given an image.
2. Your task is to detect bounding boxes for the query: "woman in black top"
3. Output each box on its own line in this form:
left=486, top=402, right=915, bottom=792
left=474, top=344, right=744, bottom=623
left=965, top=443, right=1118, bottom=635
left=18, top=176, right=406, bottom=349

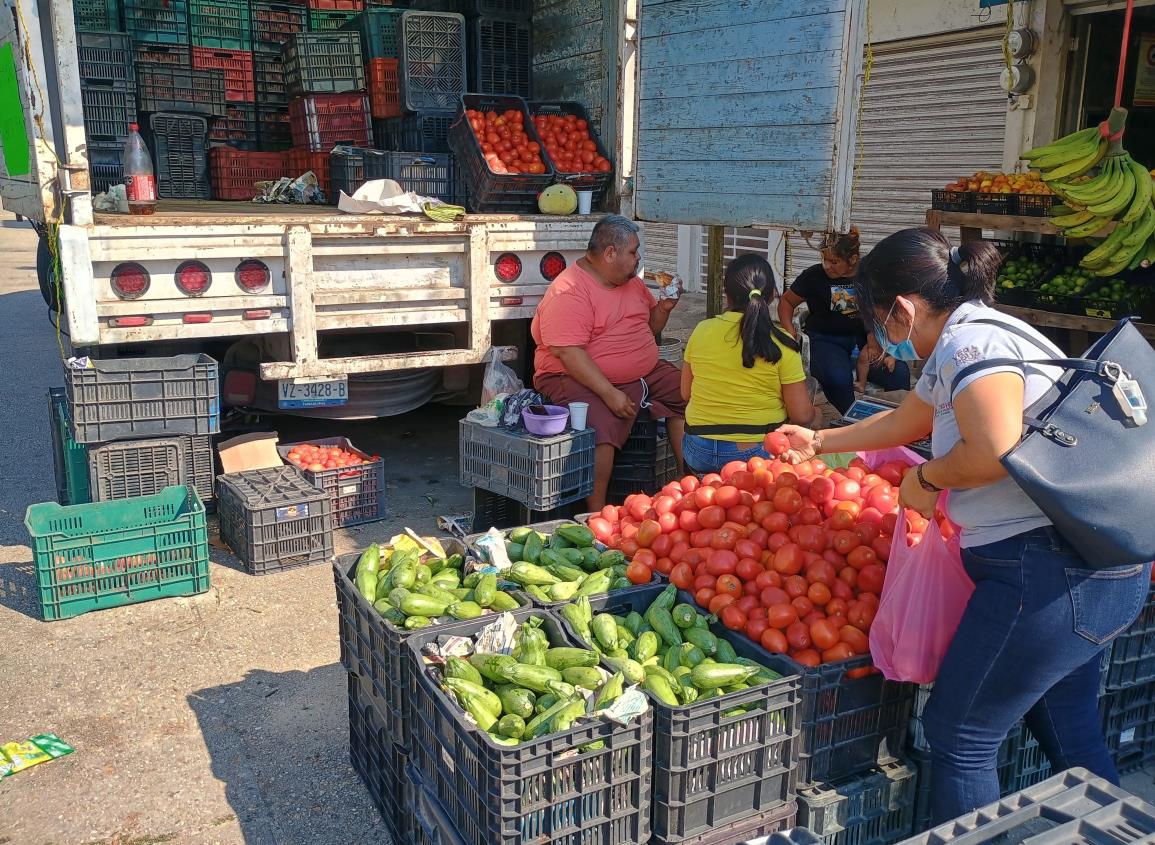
left=778, top=228, right=910, bottom=414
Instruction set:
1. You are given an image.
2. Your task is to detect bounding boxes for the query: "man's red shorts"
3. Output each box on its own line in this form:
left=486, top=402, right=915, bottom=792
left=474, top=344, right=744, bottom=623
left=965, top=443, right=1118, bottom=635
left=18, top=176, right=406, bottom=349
left=534, top=361, right=686, bottom=448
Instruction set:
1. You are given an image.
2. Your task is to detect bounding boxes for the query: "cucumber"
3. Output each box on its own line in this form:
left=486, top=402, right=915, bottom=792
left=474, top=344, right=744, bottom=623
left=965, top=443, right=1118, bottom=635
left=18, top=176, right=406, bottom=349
left=496, top=686, right=536, bottom=720
left=545, top=647, right=599, bottom=670
left=562, top=666, right=605, bottom=690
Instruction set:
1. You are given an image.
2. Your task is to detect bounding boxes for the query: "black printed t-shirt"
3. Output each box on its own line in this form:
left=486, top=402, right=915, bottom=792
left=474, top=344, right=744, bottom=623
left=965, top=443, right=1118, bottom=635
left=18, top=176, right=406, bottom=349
left=789, top=264, right=865, bottom=337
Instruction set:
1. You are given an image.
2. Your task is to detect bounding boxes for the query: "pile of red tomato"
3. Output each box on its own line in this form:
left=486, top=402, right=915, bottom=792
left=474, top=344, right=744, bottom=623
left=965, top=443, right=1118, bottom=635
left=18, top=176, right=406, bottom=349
left=531, top=112, right=612, bottom=174
left=464, top=108, right=548, bottom=175
left=285, top=443, right=376, bottom=473
left=589, top=452, right=956, bottom=671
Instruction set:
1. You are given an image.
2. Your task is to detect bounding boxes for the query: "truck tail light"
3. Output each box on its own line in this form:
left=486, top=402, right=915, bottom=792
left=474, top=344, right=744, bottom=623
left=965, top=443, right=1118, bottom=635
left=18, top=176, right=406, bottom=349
left=110, top=263, right=150, bottom=299
left=236, top=259, right=271, bottom=292
left=109, top=316, right=153, bottom=328
left=175, top=260, right=211, bottom=296
left=494, top=253, right=522, bottom=283
left=540, top=252, right=566, bottom=281
left=183, top=313, right=213, bottom=324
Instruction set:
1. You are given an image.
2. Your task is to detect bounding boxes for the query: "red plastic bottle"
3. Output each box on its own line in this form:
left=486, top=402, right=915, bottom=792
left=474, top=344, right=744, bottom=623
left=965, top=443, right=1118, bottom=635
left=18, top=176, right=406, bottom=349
left=123, top=123, right=157, bottom=215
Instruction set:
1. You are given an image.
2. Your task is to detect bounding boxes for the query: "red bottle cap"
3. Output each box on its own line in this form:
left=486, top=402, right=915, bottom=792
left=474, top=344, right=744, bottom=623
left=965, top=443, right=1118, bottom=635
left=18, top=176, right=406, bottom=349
left=129, top=122, right=139, bottom=131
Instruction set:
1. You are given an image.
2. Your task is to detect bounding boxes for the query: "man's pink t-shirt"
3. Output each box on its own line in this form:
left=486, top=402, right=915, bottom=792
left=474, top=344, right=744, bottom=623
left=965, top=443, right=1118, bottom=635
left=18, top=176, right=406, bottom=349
left=532, top=263, right=659, bottom=384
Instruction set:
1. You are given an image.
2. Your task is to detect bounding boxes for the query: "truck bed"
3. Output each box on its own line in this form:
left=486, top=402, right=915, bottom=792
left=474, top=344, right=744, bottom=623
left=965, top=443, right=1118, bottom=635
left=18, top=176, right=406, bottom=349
left=93, top=199, right=571, bottom=228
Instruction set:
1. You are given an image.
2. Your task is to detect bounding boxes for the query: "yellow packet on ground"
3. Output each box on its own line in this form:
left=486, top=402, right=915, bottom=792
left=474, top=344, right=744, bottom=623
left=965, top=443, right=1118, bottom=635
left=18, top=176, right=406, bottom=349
left=1, top=734, right=74, bottom=777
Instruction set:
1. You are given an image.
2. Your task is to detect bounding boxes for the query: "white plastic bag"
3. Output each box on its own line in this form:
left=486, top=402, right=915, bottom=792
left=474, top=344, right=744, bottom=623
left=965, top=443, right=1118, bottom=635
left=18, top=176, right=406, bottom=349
left=481, top=357, right=522, bottom=406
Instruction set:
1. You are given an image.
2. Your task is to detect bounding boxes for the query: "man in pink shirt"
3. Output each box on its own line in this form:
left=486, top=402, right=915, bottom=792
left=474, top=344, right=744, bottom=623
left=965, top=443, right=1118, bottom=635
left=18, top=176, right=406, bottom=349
left=532, top=215, right=686, bottom=510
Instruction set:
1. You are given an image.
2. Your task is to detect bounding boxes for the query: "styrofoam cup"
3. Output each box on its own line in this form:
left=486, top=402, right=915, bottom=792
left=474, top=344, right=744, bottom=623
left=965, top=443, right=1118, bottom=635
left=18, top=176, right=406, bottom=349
left=577, top=189, right=593, bottom=214
left=568, top=401, right=589, bottom=429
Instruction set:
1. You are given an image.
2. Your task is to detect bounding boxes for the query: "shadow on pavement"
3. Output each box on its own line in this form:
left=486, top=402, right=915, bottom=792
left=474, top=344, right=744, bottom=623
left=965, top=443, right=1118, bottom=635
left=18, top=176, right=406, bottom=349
left=0, top=558, right=42, bottom=620
left=188, top=663, right=394, bottom=845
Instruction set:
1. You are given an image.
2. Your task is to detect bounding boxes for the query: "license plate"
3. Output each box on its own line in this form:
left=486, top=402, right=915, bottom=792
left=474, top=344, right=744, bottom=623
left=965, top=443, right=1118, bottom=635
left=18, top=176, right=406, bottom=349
left=278, top=377, right=348, bottom=409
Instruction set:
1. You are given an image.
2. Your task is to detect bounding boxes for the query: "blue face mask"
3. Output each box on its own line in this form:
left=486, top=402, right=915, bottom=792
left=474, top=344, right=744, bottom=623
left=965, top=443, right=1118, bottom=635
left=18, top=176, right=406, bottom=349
left=874, top=302, right=920, bottom=361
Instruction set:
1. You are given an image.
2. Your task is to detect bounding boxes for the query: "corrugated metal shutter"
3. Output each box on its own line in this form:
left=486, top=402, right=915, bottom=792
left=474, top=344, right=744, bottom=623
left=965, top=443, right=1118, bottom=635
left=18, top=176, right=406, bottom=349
left=787, top=26, right=1008, bottom=281
left=642, top=222, right=680, bottom=276
left=696, top=227, right=787, bottom=291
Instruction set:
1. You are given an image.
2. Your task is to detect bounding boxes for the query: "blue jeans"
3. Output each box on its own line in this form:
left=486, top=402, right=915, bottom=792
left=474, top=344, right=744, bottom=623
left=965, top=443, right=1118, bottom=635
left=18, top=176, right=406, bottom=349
left=682, top=434, right=769, bottom=475
left=923, top=526, right=1151, bottom=824
left=807, top=331, right=910, bottom=415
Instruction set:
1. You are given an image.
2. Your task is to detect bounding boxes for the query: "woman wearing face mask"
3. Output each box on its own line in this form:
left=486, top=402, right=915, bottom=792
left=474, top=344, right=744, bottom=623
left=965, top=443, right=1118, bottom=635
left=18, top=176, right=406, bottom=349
left=776, top=227, right=1151, bottom=825
left=778, top=228, right=911, bottom=415
left=679, top=254, right=818, bottom=473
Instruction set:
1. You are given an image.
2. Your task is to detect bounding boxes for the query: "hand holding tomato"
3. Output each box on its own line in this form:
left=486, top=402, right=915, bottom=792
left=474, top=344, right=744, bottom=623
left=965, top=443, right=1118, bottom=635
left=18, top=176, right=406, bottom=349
left=775, top=425, right=820, bottom=464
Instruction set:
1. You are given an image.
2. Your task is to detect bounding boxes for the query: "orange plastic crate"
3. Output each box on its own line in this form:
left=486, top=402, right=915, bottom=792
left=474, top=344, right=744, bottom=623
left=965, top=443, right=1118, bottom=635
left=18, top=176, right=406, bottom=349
left=366, top=58, right=400, bottom=119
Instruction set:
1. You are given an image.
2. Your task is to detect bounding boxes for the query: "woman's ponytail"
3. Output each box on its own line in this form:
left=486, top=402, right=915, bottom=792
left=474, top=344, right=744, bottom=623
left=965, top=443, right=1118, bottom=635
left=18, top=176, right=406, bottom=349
left=950, top=240, right=1001, bottom=305
left=725, top=254, right=800, bottom=369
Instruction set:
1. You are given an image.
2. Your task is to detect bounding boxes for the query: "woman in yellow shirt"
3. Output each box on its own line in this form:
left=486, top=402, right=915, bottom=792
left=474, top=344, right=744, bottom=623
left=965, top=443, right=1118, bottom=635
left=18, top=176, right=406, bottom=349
left=680, top=254, right=817, bottom=473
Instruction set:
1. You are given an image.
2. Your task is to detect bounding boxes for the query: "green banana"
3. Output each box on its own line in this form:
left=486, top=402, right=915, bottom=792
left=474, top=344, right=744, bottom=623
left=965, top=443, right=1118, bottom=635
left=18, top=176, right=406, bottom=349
left=1058, top=156, right=1121, bottom=204
left=1022, top=126, right=1098, bottom=161
left=1086, top=160, right=1136, bottom=217
left=1094, top=249, right=1141, bottom=277
left=1145, top=238, right=1155, bottom=267
left=1122, top=157, right=1154, bottom=223
left=1050, top=209, right=1096, bottom=229
left=1030, top=130, right=1101, bottom=170
left=1121, top=204, right=1155, bottom=249
left=1081, top=220, right=1135, bottom=270
left=1043, top=140, right=1107, bottom=182
left=1064, top=214, right=1113, bottom=239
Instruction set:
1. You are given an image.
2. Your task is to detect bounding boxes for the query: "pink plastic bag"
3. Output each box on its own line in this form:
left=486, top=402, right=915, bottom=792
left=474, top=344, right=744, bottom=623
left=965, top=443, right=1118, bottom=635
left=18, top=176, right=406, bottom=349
left=868, top=501, right=974, bottom=683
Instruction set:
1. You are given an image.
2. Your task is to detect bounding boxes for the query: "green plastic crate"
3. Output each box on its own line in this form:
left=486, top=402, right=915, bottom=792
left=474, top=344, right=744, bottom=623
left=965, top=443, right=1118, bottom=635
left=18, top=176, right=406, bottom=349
left=74, top=0, right=121, bottom=29
left=48, top=388, right=91, bottom=506
left=25, top=486, right=210, bottom=621
left=309, top=9, right=358, bottom=32
left=340, top=8, right=404, bottom=60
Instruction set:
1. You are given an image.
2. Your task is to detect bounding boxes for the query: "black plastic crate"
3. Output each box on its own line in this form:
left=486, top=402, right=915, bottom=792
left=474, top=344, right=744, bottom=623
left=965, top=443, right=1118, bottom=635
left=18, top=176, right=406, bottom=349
left=257, top=106, right=293, bottom=149
left=184, top=434, right=215, bottom=507
left=76, top=31, right=135, bottom=87
left=529, top=100, right=613, bottom=203
left=797, top=760, right=916, bottom=845
left=253, top=50, right=289, bottom=107
left=973, top=193, right=1012, bottom=216
left=209, top=103, right=259, bottom=149
left=88, top=143, right=124, bottom=194
left=123, top=0, right=188, bottom=44
left=607, top=440, right=678, bottom=504
left=277, top=437, right=384, bottom=526
left=795, top=658, right=916, bottom=787
left=406, top=609, right=654, bottom=845
left=616, top=409, right=667, bottom=463
left=251, top=0, right=307, bottom=49
left=463, top=0, right=529, bottom=17
left=929, top=190, right=974, bottom=213
left=997, top=722, right=1052, bottom=796
left=399, top=11, right=465, bottom=112
left=283, top=31, right=364, bottom=95
left=555, top=587, right=801, bottom=844
left=217, top=465, right=334, bottom=574
left=133, top=42, right=191, bottom=69
left=74, top=0, right=122, bottom=30
left=374, top=110, right=453, bottom=153
left=81, top=82, right=134, bottom=144
left=468, top=16, right=530, bottom=98
left=679, top=802, right=803, bottom=845
left=341, top=7, right=405, bottom=59
left=1013, top=193, right=1057, bottom=217
left=348, top=671, right=407, bottom=840
left=65, top=353, right=220, bottom=444
left=149, top=112, right=212, bottom=199
left=1102, top=585, right=1155, bottom=691
left=469, top=487, right=584, bottom=532
left=407, top=763, right=470, bottom=845
left=88, top=437, right=186, bottom=501
left=137, top=65, right=227, bottom=115
left=459, top=418, right=595, bottom=512
left=896, top=767, right=1155, bottom=845
left=330, top=146, right=454, bottom=200
left=1100, top=683, right=1155, bottom=775
left=189, top=0, right=252, bottom=49
left=449, top=93, right=553, bottom=213
left=910, top=751, right=932, bottom=837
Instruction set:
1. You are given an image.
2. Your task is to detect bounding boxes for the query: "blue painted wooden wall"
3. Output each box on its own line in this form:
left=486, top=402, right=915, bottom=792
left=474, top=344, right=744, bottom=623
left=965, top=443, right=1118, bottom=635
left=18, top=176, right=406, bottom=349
left=635, top=0, right=859, bottom=229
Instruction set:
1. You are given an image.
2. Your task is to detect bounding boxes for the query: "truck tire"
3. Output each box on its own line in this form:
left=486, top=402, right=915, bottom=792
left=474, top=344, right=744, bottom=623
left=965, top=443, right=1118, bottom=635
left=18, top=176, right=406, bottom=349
left=37, top=232, right=63, bottom=313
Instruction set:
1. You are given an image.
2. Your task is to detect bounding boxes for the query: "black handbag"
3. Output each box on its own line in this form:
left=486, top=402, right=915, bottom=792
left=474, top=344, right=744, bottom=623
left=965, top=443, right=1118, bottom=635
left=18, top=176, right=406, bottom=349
left=950, top=317, right=1155, bottom=568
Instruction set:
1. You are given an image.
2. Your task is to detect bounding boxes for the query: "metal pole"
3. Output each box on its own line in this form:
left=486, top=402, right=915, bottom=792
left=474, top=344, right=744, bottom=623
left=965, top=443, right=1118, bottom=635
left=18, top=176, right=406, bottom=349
left=706, top=225, right=725, bottom=317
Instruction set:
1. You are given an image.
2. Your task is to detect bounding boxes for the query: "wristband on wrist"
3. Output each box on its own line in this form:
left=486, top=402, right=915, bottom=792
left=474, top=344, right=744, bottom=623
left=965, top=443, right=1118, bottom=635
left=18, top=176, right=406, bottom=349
left=813, top=431, right=824, bottom=455
left=916, top=463, right=942, bottom=493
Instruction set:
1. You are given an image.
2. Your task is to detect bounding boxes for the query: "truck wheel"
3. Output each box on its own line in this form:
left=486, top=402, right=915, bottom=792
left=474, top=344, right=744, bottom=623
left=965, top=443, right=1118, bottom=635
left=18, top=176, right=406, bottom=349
left=37, top=232, right=63, bottom=313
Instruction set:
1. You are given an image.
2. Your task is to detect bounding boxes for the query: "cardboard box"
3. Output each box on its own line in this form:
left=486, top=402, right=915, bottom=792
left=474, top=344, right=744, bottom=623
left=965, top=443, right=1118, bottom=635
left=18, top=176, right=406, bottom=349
left=217, top=432, right=283, bottom=475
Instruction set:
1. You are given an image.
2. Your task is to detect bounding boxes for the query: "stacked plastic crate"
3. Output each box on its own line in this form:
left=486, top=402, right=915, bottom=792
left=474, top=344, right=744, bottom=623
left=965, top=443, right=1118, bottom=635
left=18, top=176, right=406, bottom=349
left=607, top=409, right=679, bottom=505
left=465, top=0, right=530, bottom=99
left=1098, top=582, right=1155, bottom=774
left=77, top=30, right=135, bottom=194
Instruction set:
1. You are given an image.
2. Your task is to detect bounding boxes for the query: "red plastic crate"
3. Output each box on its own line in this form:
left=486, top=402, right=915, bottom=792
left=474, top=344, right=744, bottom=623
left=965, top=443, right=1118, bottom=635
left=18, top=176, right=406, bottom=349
left=210, top=147, right=289, bottom=199
left=288, top=93, right=370, bottom=151
left=307, top=0, right=362, bottom=8
left=191, top=47, right=256, bottom=102
left=366, top=58, right=400, bottom=119
left=287, top=147, right=331, bottom=194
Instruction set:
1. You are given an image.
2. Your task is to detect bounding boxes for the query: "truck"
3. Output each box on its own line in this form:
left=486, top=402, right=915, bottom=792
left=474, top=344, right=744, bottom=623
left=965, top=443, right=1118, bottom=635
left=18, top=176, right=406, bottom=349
left=1, top=0, right=865, bottom=417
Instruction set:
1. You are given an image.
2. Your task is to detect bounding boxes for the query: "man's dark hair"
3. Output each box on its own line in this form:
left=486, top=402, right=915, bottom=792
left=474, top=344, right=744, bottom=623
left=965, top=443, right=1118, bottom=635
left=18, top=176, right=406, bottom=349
left=587, top=215, right=640, bottom=255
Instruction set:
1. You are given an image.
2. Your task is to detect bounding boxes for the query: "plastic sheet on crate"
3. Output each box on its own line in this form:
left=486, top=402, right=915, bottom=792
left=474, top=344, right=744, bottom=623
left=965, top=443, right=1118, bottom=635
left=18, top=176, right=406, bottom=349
left=276, top=437, right=384, bottom=526
left=24, top=486, right=209, bottom=621
left=251, top=0, right=307, bottom=49
left=137, top=65, right=227, bottom=116
left=797, top=760, right=917, bottom=845
left=124, top=0, right=188, bottom=43
left=469, top=16, right=530, bottom=98
left=209, top=103, right=259, bottom=150
left=189, top=0, right=252, bottom=49
left=405, top=609, right=654, bottom=845
left=283, top=31, right=364, bottom=95
left=459, top=418, right=595, bottom=512
left=288, top=92, right=371, bottom=151
left=342, top=7, right=405, bottom=60
left=48, top=388, right=92, bottom=506
left=191, top=47, right=256, bottom=102
left=77, top=31, right=135, bottom=87
left=210, top=146, right=288, bottom=199
left=348, top=671, right=406, bottom=839
left=88, top=144, right=124, bottom=195
left=217, top=465, right=333, bottom=574
left=81, top=83, right=134, bottom=143
left=399, top=11, right=465, bottom=112
left=149, top=112, right=212, bottom=199
left=88, top=437, right=186, bottom=501
left=65, top=353, right=220, bottom=444
left=74, top=0, right=122, bottom=30
left=895, top=767, right=1155, bottom=845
